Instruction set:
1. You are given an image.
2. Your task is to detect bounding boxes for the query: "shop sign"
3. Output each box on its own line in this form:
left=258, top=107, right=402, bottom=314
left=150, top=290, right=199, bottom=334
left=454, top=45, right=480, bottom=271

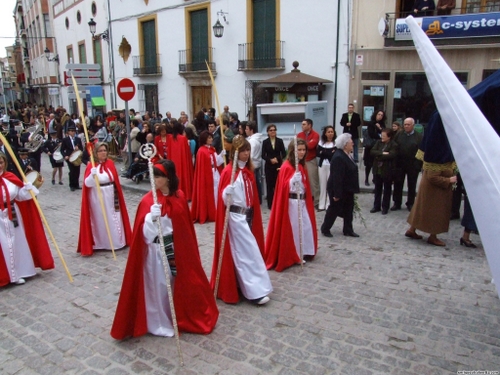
left=395, top=12, right=500, bottom=40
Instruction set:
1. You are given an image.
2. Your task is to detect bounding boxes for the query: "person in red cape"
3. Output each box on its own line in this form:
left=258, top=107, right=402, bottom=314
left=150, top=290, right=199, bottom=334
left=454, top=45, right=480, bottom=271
left=191, top=131, right=225, bottom=223
left=111, top=159, right=218, bottom=339
left=167, top=121, right=193, bottom=200
left=0, top=152, right=54, bottom=286
left=77, top=142, right=131, bottom=256
left=265, top=139, right=318, bottom=272
left=210, top=137, right=272, bottom=305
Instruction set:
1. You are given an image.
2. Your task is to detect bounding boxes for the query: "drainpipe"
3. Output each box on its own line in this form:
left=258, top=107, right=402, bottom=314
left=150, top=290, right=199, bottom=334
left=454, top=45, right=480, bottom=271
left=333, top=0, right=342, bottom=127
left=107, top=0, right=117, bottom=109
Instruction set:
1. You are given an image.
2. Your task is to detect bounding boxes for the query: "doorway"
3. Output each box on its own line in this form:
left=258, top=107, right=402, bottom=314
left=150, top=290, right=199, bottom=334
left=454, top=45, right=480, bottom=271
left=191, top=86, right=212, bottom=119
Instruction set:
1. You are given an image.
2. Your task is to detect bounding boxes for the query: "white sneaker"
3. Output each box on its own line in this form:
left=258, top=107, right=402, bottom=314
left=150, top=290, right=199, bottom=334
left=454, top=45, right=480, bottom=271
left=15, top=278, right=25, bottom=285
left=256, top=296, right=270, bottom=305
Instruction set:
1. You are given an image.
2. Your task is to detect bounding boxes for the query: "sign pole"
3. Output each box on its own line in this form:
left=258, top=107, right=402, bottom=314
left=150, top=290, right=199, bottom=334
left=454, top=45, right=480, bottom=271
left=124, top=100, right=132, bottom=168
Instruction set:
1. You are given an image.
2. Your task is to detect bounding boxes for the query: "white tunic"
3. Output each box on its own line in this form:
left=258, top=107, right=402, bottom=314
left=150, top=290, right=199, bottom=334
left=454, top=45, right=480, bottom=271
left=222, top=168, right=273, bottom=300
left=288, top=176, right=315, bottom=257
left=84, top=167, right=126, bottom=250
left=0, top=178, right=38, bottom=283
left=210, top=147, right=224, bottom=208
left=142, top=212, right=175, bottom=337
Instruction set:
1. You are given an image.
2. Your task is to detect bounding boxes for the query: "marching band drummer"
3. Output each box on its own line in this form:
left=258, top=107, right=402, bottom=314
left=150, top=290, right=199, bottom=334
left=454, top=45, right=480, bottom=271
left=77, top=142, right=132, bottom=256
left=0, top=152, right=54, bottom=287
left=18, top=148, right=38, bottom=175
left=60, top=120, right=83, bottom=191
left=42, top=130, right=64, bottom=185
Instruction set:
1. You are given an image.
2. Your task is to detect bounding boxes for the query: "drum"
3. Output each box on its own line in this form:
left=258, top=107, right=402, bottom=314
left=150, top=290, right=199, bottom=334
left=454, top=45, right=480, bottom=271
left=53, top=150, right=64, bottom=162
left=69, top=150, right=83, bottom=166
left=26, top=171, right=44, bottom=189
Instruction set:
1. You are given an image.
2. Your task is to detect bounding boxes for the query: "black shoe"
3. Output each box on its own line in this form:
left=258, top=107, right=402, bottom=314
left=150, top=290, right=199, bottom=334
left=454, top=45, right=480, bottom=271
left=344, top=232, right=360, bottom=238
left=51, top=180, right=55, bottom=185
left=75, top=186, right=82, bottom=190
left=390, top=205, right=401, bottom=211
left=70, top=187, right=75, bottom=192
left=382, top=209, right=388, bottom=215
left=450, top=213, right=460, bottom=220
left=460, top=238, right=477, bottom=248
left=321, top=231, right=333, bottom=238
left=59, top=181, right=63, bottom=185
left=370, top=208, right=381, bottom=213
left=365, top=180, right=370, bottom=187
left=407, top=204, right=413, bottom=211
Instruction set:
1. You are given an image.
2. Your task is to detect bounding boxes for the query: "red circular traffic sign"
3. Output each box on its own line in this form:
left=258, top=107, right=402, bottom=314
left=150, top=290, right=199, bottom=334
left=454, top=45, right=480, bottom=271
left=117, top=78, right=136, bottom=101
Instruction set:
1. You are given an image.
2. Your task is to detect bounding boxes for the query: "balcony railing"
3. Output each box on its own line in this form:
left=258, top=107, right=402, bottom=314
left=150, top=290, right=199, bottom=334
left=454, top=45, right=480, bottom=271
left=23, top=48, right=29, bottom=62
left=178, top=48, right=215, bottom=73
left=238, top=41, right=285, bottom=70
left=132, top=54, right=162, bottom=76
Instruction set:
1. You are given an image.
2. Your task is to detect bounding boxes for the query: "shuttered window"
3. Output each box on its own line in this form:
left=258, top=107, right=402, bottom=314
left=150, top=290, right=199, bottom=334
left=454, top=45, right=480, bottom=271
left=142, top=20, right=157, bottom=72
left=253, top=0, right=276, bottom=68
left=190, top=9, right=208, bottom=71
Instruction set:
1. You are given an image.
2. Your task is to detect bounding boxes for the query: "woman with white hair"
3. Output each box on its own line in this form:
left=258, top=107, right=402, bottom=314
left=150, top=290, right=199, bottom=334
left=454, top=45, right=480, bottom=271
left=320, top=133, right=360, bottom=238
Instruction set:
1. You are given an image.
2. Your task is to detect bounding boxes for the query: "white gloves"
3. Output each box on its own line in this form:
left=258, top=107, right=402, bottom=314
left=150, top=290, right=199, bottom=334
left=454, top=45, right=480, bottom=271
left=90, top=167, right=98, bottom=176
left=291, top=172, right=302, bottom=185
left=222, top=184, right=235, bottom=205
left=24, top=182, right=34, bottom=191
left=218, top=149, right=226, bottom=157
left=224, top=184, right=235, bottom=197
left=150, top=204, right=162, bottom=221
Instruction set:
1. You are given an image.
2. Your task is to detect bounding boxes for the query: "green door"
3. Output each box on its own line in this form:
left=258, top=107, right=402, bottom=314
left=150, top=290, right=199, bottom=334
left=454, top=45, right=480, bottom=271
left=253, top=0, right=276, bottom=68
left=142, top=20, right=157, bottom=74
left=190, top=9, right=208, bottom=71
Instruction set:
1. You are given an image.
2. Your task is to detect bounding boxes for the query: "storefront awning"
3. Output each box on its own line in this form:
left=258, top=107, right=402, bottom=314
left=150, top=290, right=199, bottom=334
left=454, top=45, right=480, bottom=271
left=91, top=97, right=106, bottom=107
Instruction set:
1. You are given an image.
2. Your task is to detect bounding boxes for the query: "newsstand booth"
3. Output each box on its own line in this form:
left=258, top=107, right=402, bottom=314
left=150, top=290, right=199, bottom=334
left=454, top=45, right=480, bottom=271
left=255, top=62, right=332, bottom=199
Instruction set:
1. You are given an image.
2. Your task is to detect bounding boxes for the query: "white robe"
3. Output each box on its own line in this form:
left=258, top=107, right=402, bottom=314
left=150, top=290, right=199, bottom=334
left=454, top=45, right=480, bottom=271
left=222, top=170, right=273, bottom=300
left=142, top=212, right=175, bottom=337
left=84, top=168, right=126, bottom=250
left=0, top=179, right=38, bottom=283
left=210, top=148, right=224, bottom=208
left=288, top=177, right=315, bottom=257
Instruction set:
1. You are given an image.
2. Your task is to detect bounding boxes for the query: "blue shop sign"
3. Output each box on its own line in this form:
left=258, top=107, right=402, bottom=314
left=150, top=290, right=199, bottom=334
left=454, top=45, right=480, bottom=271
left=395, top=12, right=500, bottom=40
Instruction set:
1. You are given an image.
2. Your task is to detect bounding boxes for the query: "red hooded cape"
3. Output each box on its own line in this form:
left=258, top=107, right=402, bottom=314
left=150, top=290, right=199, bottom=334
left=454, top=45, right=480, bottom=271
left=264, top=161, right=317, bottom=272
left=167, top=134, right=193, bottom=200
left=110, top=190, right=219, bottom=339
left=0, top=172, right=54, bottom=286
left=190, top=146, right=218, bottom=224
left=209, top=163, right=265, bottom=304
left=77, top=160, right=132, bottom=256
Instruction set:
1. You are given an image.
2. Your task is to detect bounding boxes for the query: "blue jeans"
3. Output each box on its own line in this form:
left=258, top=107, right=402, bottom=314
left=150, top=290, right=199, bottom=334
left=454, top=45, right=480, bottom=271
left=353, top=139, right=359, bottom=162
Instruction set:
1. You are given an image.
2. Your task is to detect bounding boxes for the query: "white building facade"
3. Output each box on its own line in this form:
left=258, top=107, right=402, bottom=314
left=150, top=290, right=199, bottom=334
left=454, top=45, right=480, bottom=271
left=51, top=0, right=352, bottom=131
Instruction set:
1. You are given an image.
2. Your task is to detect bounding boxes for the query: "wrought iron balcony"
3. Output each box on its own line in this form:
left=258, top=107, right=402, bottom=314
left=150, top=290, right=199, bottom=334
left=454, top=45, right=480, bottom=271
left=178, top=48, right=215, bottom=73
left=132, top=54, right=162, bottom=76
left=238, top=41, right=285, bottom=70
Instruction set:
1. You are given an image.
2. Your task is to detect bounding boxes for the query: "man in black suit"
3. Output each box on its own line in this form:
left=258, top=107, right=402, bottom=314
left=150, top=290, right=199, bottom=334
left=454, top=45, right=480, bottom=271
left=321, top=133, right=360, bottom=238
left=340, top=103, right=362, bottom=162
left=60, top=120, right=83, bottom=191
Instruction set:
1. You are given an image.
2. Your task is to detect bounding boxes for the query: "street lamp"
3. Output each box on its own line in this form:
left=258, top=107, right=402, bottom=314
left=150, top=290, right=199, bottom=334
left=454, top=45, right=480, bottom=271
left=213, top=10, right=228, bottom=38
left=87, top=18, right=115, bottom=109
left=44, top=47, right=59, bottom=62
left=88, top=18, right=108, bottom=40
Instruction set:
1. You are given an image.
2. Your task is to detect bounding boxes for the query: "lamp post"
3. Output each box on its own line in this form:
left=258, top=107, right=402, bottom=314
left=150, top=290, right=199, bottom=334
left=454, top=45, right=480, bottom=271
left=213, top=10, right=228, bottom=38
left=44, top=47, right=59, bottom=62
left=88, top=18, right=115, bottom=109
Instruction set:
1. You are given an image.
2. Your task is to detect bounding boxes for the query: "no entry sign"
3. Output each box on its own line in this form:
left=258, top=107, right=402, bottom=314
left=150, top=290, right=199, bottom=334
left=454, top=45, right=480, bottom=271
left=117, top=78, right=136, bottom=102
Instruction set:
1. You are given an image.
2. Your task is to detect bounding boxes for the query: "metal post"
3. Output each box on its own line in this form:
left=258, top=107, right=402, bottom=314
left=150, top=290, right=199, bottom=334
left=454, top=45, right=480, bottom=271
left=125, top=101, right=132, bottom=165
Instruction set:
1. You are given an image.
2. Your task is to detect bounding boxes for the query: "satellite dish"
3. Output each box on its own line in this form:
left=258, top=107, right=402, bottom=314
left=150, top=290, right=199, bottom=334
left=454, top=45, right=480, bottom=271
left=378, top=17, right=389, bottom=37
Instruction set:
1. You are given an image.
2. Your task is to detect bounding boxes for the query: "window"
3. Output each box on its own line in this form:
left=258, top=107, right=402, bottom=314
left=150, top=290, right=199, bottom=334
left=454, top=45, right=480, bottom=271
left=67, top=46, right=74, bottom=64
left=361, top=72, right=391, bottom=81
left=462, top=0, right=500, bottom=13
left=139, top=15, right=159, bottom=74
left=44, top=14, right=52, bottom=38
left=78, top=42, right=86, bottom=64
left=252, top=0, right=277, bottom=68
left=77, top=11, right=81, bottom=24
left=189, top=8, right=208, bottom=71
left=65, top=17, right=69, bottom=29
left=91, top=2, right=97, bottom=16
left=93, top=38, right=103, bottom=81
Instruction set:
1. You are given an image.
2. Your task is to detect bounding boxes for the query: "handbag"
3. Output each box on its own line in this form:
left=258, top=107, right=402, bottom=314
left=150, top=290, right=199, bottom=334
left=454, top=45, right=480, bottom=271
left=362, top=127, right=375, bottom=148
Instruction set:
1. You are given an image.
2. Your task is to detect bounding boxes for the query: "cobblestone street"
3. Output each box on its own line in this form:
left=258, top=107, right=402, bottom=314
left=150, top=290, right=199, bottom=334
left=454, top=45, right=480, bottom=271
left=1, top=155, right=499, bottom=375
